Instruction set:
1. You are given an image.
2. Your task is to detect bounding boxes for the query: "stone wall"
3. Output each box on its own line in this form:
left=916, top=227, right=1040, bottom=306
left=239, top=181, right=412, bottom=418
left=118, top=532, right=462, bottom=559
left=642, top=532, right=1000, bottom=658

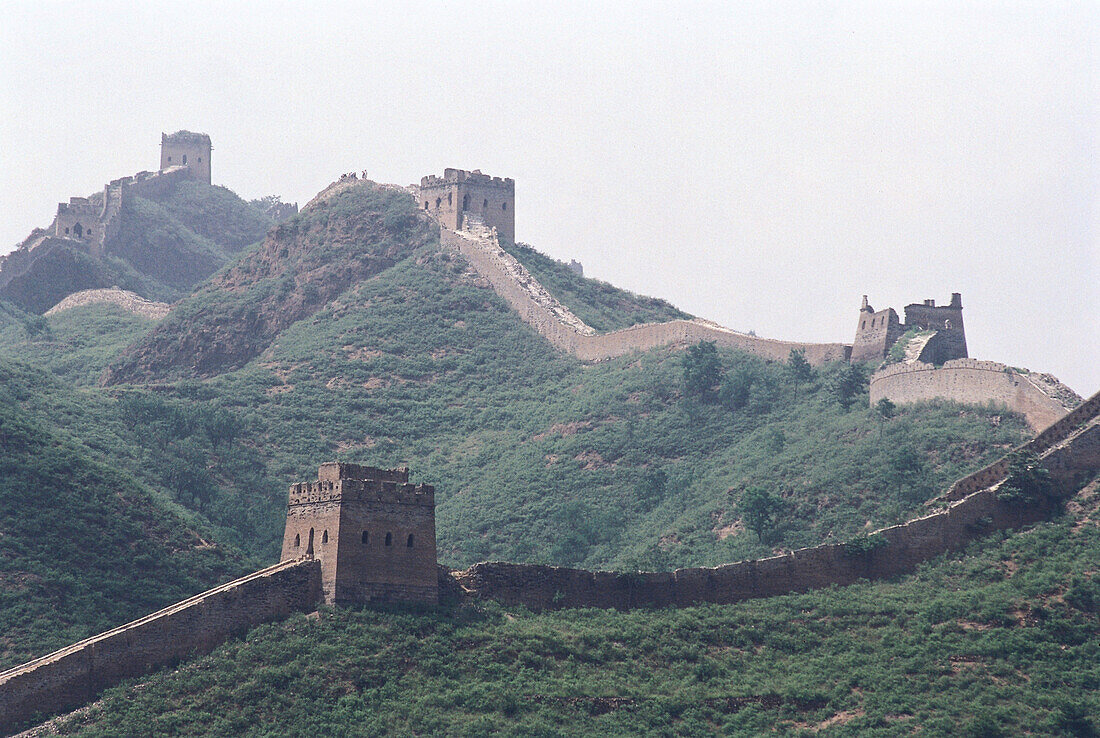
left=44, top=288, right=171, bottom=320
left=938, top=388, right=1100, bottom=503
left=0, top=559, right=321, bottom=736
left=450, top=396, right=1099, bottom=611
left=442, top=228, right=851, bottom=366
left=281, top=464, right=438, bottom=606
left=870, top=359, right=1081, bottom=431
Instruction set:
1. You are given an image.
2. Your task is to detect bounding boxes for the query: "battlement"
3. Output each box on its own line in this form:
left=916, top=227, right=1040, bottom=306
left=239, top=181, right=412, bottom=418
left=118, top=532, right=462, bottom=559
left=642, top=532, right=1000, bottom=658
left=160, top=130, right=211, bottom=184
left=853, top=292, right=967, bottom=365
left=287, top=477, right=434, bottom=507
left=419, top=168, right=516, bottom=242
left=421, top=168, right=514, bottom=189
left=281, top=463, right=438, bottom=605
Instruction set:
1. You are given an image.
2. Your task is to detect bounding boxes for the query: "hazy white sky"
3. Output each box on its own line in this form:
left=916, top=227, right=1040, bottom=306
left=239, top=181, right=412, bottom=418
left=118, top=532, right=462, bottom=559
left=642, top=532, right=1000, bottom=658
left=2, top=1, right=1097, bottom=392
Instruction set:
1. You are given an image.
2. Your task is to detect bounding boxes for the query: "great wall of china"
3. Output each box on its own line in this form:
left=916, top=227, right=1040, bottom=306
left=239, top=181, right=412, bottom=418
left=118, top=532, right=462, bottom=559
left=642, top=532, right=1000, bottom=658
left=440, top=226, right=852, bottom=366
left=44, top=288, right=171, bottom=320
left=1, top=165, right=1095, bottom=735
left=3, top=388, right=1097, bottom=735
left=432, top=202, right=1080, bottom=430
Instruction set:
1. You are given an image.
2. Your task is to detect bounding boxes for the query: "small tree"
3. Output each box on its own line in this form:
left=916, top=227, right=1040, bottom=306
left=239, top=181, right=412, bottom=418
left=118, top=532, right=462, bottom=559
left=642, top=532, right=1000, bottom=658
left=682, top=341, right=722, bottom=403
left=997, top=451, right=1053, bottom=505
left=738, top=487, right=786, bottom=545
left=786, top=348, right=813, bottom=384
left=830, top=363, right=867, bottom=409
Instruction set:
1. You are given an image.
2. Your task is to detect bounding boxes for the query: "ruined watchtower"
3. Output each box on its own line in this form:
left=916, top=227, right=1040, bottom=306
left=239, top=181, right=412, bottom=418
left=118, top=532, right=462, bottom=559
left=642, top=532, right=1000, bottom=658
left=420, top=168, right=515, bottom=242
left=281, top=463, right=437, bottom=605
left=852, top=292, right=967, bottom=365
left=159, top=131, right=211, bottom=184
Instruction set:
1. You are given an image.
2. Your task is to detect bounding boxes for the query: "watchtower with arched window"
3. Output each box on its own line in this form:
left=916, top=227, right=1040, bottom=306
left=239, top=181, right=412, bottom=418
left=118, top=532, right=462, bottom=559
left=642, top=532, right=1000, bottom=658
left=419, top=168, right=515, bottom=242
left=281, top=462, right=437, bottom=605
left=159, top=130, right=212, bottom=185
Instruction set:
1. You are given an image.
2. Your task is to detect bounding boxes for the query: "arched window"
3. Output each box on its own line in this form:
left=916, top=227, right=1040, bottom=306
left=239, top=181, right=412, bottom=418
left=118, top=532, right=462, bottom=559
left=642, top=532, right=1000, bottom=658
left=385, top=532, right=393, bottom=546
left=167, top=156, right=172, bottom=163
left=483, top=198, right=488, bottom=208
left=322, top=530, right=329, bottom=544
left=306, top=528, right=315, bottom=555
left=362, top=530, right=369, bottom=544
left=436, top=197, right=441, bottom=208
left=448, top=192, right=453, bottom=206
left=424, top=201, right=429, bottom=210
left=861, top=320, right=866, bottom=330
left=73, top=223, right=83, bottom=239
left=182, top=154, right=188, bottom=165
left=463, top=194, right=470, bottom=209
left=502, top=202, right=508, bottom=211
left=294, top=533, right=300, bottom=547
left=944, top=319, right=952, bottom=329
left=406, top=534, right=414, bottom=548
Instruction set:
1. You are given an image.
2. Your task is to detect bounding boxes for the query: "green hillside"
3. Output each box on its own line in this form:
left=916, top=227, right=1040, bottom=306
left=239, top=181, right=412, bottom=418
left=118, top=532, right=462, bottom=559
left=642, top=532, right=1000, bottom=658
left=502, top=240, right=691, bottom=331
left=79, top=183, right=1030, bottom=570
left=0, top=361, right=254, bottom=669
left=47, top=484, right=1100, bottom=737
left=1, top=178, right=1087, bottom=736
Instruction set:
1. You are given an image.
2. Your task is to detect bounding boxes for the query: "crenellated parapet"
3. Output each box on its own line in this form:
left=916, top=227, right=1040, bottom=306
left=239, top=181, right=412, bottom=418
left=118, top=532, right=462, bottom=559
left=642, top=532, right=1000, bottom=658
left=420, top=168, right=515, bottom=242
left=281, top=463, right=438, bottom=606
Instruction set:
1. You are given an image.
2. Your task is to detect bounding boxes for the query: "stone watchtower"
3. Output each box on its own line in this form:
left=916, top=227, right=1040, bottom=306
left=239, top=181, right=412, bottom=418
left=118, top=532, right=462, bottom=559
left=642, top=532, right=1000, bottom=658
left=852, top=292, right=967, bottom=365
left=159, top=131, right=211, bottom=185
left=420, top=168, right=515, bottom=242
left=281, top=463, right=437, bottom=605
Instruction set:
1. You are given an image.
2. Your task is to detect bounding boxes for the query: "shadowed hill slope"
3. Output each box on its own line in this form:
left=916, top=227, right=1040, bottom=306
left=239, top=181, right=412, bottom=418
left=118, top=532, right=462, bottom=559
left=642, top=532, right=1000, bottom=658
left=101, top=185, right=433, bottom=384
left=0, top=361, right=253, bottom=670
left=0, top=181, right=272, bottom=314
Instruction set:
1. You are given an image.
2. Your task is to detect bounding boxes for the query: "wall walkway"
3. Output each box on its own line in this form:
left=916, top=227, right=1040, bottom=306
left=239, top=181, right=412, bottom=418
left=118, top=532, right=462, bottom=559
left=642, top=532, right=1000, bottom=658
left=442, top=228, right=851, bottom=366
left=0, top=558, right=321, bottom=737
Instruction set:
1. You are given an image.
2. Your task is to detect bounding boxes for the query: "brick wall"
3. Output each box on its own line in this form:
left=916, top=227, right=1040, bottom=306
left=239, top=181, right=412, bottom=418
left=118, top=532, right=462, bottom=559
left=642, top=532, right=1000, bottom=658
left=442, top=228, right=851, bottom=366
left=0, top=559, right=321, bottom=736
left=870, top=359, right=1080, bottom=431
left=449, top=404, right=1098, bottom=611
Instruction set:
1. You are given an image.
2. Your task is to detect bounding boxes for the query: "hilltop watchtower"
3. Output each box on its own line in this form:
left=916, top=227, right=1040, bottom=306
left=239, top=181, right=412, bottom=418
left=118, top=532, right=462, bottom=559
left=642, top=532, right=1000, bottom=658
left=420, top=168, right=515, bottom=242
left=281, top=463, right=437, bottom=605
left=852, top=292, right=967, bottom=365
left=159, top=131, right=211, bottom=184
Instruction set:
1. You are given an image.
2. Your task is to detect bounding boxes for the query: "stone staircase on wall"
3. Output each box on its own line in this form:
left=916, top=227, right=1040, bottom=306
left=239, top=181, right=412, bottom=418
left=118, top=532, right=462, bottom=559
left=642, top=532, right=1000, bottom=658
left=442, top=223, right=851, bottom=365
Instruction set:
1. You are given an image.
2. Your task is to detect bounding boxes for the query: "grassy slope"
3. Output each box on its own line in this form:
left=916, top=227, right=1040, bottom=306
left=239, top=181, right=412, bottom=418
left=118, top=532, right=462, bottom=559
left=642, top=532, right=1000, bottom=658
left=1, top=188, right=1031, bottom=572
left=202, top=230, right=1028, bottom=569
left=502, top=240, right=691, bottom=331
left=0, top=181, right=272, bottom=313
left=51, top=485, right=1099, bottom=737
left=0, top=361, right=254, bottom=669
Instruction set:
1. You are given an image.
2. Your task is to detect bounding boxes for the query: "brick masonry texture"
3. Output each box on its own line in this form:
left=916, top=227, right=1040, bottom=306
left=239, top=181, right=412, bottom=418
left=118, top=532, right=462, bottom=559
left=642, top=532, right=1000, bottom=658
left=0, top=559, right=321, bottom=736
left=44, top=288, right=171, bottom=320
left=870, top=359, right=1082, bottom=432
left=281, top=463, right=438, bottom=606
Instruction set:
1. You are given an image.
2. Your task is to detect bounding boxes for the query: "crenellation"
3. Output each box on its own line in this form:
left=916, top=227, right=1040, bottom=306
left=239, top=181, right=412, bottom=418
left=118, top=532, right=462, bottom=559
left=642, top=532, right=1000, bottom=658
left=281, top=463, right=438, bottom=605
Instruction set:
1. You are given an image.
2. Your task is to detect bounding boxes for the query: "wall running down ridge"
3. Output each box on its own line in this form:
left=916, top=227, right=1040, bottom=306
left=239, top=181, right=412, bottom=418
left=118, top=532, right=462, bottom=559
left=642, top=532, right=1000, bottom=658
left=448, top=389, right=1100, bottom=610
left=441, top=228, right=852, bottom=366
left=870, top=359, right=1081, bottom=432
left=0, top=559, right=321, bottom=737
